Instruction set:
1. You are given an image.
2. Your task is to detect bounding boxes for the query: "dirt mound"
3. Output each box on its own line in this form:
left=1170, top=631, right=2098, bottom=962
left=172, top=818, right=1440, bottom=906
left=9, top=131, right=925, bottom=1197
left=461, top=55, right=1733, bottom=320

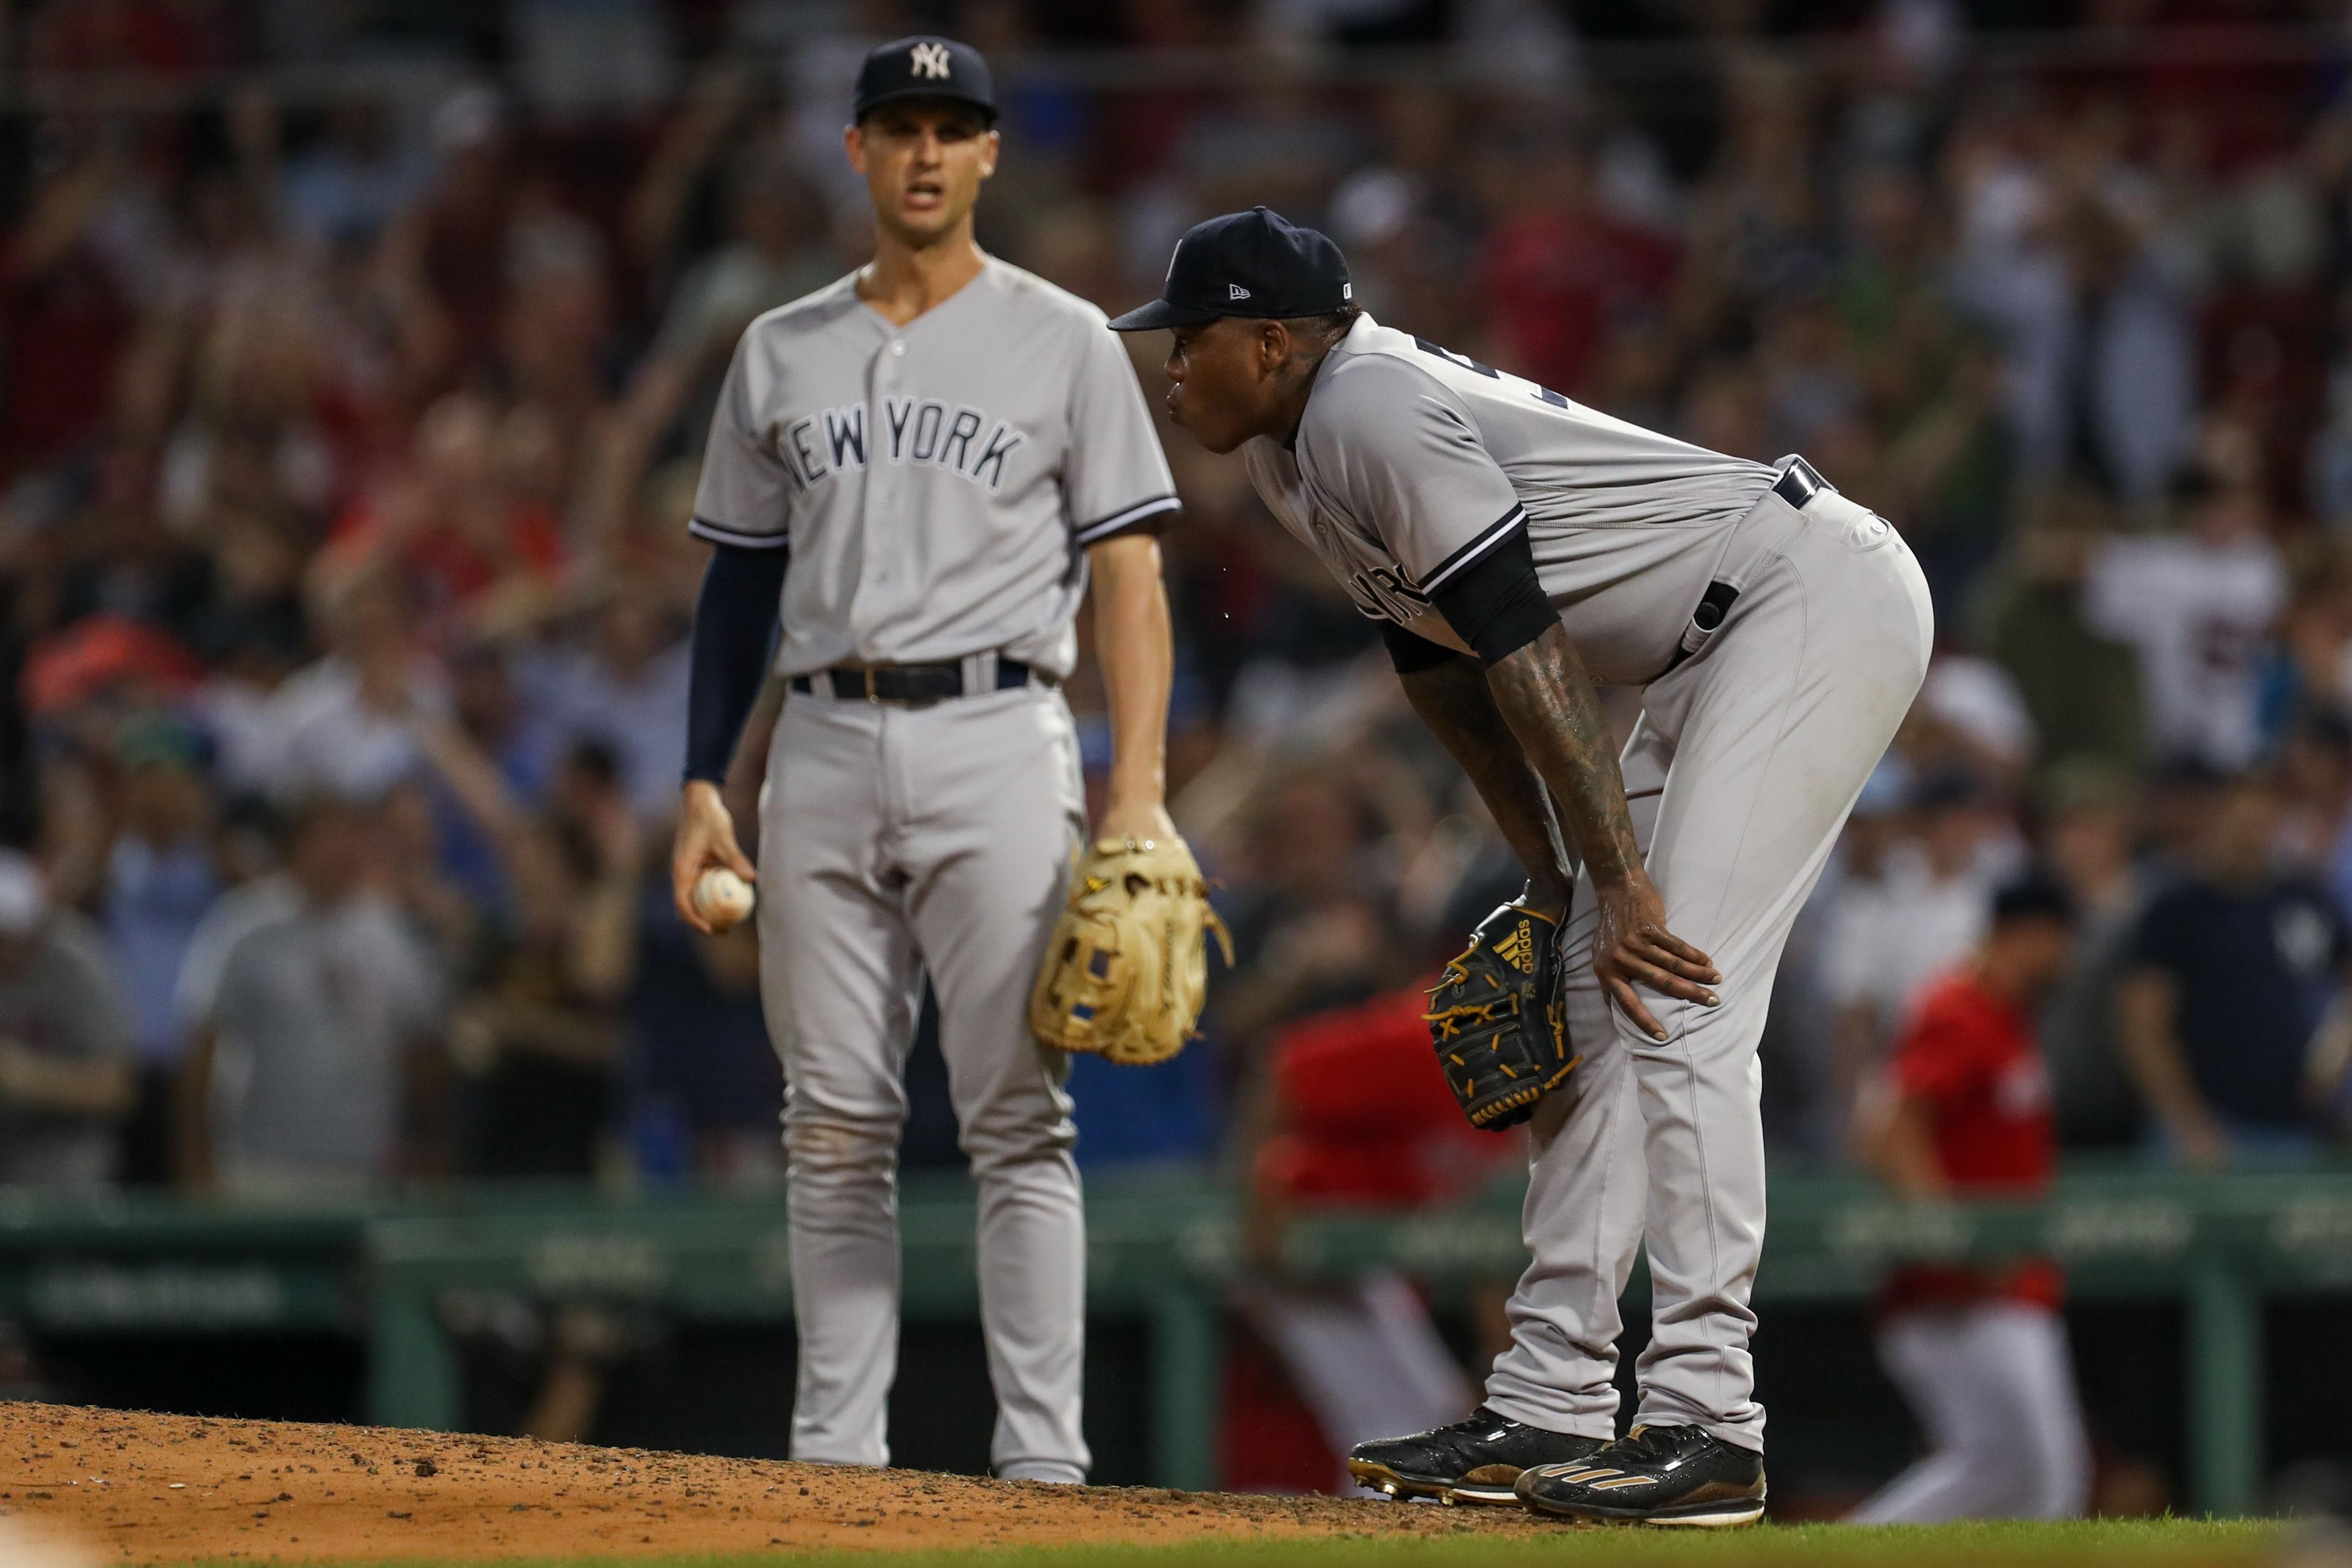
left=1, top=1401, right=1552, bottom=1562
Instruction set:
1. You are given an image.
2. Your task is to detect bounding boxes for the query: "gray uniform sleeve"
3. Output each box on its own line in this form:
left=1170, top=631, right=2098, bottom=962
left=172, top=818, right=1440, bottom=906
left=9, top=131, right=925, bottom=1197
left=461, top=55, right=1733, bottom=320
left=1301, top=354, right=1527, bottom=594
left=1066, top=326, right=1180, bottom=546
left=688, top=334, right=794, bottom=551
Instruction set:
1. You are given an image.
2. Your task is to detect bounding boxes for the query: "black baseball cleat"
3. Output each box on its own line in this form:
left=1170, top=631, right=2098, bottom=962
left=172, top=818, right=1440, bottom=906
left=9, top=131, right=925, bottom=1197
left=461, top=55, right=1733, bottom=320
left=1515, top=1423, right=1766, bottom=1527
left=1346, top=1407, right=1605, bottom=1506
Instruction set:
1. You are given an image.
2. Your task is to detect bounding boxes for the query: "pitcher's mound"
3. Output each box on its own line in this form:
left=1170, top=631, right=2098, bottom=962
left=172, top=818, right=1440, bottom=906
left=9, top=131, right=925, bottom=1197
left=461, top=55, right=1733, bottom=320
left=2, top=1401, right=1551, bottom=1562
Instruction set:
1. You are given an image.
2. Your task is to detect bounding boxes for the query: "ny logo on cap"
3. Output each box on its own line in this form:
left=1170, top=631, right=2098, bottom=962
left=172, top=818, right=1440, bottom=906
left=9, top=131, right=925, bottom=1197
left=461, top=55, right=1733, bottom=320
left=910, top=42, right=951, bottom=78
left=1229, top=283, right=1251, bottom=300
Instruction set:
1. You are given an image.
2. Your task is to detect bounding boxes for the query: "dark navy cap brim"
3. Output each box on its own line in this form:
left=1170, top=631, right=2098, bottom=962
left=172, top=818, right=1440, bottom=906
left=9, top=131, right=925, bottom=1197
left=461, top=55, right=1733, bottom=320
left=1107, top=297, right=1225, bottom=331
left=852, top=86, right=998, bottom=123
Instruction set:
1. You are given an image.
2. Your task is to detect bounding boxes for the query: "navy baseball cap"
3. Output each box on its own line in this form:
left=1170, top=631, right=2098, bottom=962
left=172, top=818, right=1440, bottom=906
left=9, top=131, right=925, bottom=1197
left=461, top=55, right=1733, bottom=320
left=853, top=36, right=997, bottom=124
left=1109, top=208, right=1353, bottom=331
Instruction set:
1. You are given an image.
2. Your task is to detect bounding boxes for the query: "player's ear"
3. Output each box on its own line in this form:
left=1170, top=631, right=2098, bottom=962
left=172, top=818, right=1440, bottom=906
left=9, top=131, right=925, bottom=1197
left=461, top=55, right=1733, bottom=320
left=978, top=127, right=1000, bottom=181
left=843, top=123, right=866, bottom=175
left=1257, top=319, right=1292, bottom=377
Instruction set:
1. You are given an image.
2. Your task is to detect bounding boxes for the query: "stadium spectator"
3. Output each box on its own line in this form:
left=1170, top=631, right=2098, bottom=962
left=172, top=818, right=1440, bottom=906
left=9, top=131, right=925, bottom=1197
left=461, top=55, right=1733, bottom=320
left=622, top=870, right=779, bottom=1185
left=444, top=807, right=633, bottom=1180
left=428, top=641, right=559, bottom=914
left=1981, top=488, right=2146, bottom=780
left=2084, top=471, right=2286, bottom=772
left=521, top=594, right=691, bottom=823
left=178, top=796, right=448, bottom=1196
left=314, top=393, right=571, bottom=643
left=1166, top=62, right=1361, bottom=239
left=266, top=571, right=442, bottom=804
left=1912, top=650, right=2037, bottom=791
left=279, top=98, right=427, bottom=251
left=99, top=714, right=226, bottom=1183
left=631, top=144, right=842, bottom=454
left=0, top=848, right=137, bottom=1188
left=2253, top=575, right=2352, bottom=763
left=2035, top=760, right=2154, bottom=1152
left=2117, top=768, right=2351, bottom=1166
left=1477, top=126, right=1676, bottom=398
left=2275, top=709, right=2352, bottom=895
left=1851, top=873, right=2090, bottom=1523
left=407, top=709, right=636, bottom=1179
left=0, top=133, right=135, bottom=483
left=1826, top=769, right=2003, bottom=1139
left=1210, top=769, right=1410, bottom=1045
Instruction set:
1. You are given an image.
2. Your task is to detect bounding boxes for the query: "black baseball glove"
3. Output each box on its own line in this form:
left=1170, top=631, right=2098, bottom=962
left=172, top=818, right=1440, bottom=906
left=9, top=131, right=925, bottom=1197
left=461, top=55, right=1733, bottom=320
left=1424, top=901, right=1579, bottom=1131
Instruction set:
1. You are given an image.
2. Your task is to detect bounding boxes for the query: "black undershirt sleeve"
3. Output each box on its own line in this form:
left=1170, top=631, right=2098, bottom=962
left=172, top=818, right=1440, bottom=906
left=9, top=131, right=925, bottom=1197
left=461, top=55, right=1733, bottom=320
left=1426, top=521, right=1555, bottom=666
left=684, top=543, right=790, bottom=786
left=1379, top=617, right=1458, bottom=674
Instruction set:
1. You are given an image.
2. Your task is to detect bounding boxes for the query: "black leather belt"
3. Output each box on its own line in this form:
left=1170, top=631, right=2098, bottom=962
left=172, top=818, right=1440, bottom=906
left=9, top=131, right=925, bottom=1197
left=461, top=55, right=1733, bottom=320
left=1662, top=456, right=1831, bottom=676
left=789, top=657, right=1044, bottom=703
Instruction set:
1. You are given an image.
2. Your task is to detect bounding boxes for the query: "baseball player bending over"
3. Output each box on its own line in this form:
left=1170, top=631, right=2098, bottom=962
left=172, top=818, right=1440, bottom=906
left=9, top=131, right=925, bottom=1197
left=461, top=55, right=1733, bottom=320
left=672, top=37, right=1181, bottom=1483
left=1112, top=209, right=1932, bottom=1526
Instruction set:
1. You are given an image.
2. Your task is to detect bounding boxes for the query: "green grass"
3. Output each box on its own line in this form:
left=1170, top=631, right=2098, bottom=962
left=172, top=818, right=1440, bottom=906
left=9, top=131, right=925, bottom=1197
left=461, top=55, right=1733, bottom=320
left=155, top=1518, right=2297, bottom=1568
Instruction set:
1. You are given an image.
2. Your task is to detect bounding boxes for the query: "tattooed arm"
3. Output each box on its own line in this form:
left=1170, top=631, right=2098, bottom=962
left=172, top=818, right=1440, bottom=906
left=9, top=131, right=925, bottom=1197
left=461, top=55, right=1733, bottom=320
left=1398, top=650, right=1576, bottom=919
left=1482, top=624, right=1719, bottom=1040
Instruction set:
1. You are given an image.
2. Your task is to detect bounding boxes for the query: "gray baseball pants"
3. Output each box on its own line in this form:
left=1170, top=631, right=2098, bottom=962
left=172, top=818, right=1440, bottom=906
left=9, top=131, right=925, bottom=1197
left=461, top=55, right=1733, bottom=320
left=1851, top=1302, right=2090, bottom=1521
left=1483, top=486, right=1934, bottom=1450
left=756, top=677, right=1090, bottom=1482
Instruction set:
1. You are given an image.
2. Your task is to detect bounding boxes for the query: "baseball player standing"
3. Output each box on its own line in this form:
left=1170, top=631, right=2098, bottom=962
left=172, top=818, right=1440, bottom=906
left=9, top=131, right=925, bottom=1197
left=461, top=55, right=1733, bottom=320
left=1112, top=209, right=1932, bottom=1526
left=669, top=37, right=1181, bottom=1483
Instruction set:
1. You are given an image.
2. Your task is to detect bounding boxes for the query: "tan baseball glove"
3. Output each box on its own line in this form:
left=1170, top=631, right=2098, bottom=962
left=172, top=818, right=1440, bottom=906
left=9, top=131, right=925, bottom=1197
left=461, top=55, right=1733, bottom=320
left=1029, top=834, right=1234, bottom=1066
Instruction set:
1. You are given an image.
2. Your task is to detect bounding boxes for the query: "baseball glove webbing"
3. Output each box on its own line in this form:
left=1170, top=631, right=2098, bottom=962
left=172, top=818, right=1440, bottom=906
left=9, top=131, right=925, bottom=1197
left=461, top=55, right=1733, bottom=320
left=1030, top=834, right=1232, bottom=1066
left=1426, top=902, right=1580, bottom=1129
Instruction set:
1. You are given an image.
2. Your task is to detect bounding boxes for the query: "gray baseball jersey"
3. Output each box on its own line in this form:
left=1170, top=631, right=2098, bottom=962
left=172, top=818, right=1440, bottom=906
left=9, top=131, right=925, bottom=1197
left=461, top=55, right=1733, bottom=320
left=687, top=258, right=1178, bottom=1485
left=690, top=258, right=1178, bottom=679
left=1238, top=311, right=1936, bottom=1457
left=1242, top=314, right=1776, bottom=684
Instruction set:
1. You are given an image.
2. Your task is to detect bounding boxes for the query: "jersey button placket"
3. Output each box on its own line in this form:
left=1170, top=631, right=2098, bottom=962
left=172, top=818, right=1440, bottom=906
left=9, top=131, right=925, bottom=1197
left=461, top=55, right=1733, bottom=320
left=871, top=339, right=911, bottom=852
left=856, top=336, right=901, bottom=663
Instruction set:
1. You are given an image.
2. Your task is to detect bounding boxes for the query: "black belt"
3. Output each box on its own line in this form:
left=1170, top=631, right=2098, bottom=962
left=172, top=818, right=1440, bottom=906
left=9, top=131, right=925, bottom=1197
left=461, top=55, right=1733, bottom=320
left=1663, top=456, right=1831, bottom=675
left=789, top=657, right=1044, bottom=703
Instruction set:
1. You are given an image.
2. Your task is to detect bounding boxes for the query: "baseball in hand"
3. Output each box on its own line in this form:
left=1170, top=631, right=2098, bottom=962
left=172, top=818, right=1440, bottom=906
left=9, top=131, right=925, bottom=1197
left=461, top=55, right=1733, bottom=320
left=692, top=867, right=756, bottom=932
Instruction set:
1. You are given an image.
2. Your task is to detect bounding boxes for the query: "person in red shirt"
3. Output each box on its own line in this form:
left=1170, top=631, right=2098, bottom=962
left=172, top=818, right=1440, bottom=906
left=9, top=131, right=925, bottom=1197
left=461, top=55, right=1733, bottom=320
left=1850, top=873, right=2092, bottom=1523
left=1224, top=990, right=1518, bottom=1495
left=316, top=394, right=570, bottom=641
left=1476, top=138, right=1677, bottom=399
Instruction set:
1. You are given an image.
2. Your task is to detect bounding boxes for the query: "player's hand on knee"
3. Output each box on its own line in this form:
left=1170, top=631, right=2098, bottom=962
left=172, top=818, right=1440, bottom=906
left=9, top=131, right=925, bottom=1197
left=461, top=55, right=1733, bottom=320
left=1591, top=875, right=1719, bottom=1042
left=673, top=780, right=756, bottom=932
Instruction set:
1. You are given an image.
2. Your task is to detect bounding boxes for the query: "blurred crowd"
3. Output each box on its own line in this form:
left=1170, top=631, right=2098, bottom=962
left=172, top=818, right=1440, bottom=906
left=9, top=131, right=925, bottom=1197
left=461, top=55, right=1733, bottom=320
left=9, top=0, right=2352, bottom=1199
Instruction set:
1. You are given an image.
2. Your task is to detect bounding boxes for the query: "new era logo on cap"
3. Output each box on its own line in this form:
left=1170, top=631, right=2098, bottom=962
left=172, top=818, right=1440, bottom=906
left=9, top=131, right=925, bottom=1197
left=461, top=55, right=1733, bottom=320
left=1108, top=208, right=1353, bottom=333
